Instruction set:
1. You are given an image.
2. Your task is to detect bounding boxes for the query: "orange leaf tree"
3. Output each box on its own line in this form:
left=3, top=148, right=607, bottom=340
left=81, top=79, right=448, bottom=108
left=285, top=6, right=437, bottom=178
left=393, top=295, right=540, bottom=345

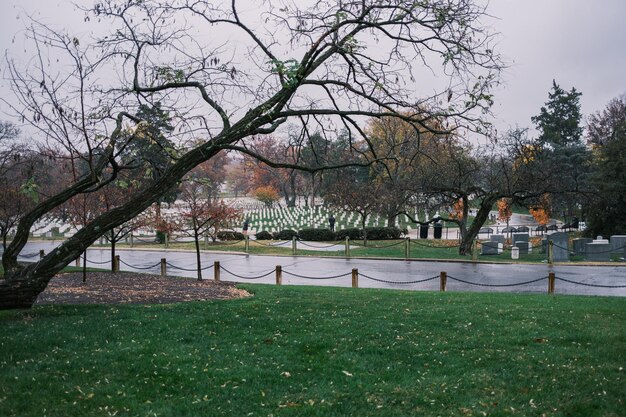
left=254, top=185, right=280, bottom=208
left=529, top=195, right=551, bottom=225
left=496, top=198, right=512, bottom=225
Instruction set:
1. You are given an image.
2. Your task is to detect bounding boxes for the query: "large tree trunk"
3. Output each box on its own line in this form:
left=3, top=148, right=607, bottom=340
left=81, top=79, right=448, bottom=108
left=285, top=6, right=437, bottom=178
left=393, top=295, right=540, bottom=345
left=279, top=172, right=297, bottom=208
left=0, top=268, right=55, bottom=309
left=0, top=137, right=227, bottom=309
left=458, top=196, right=499, bottom=256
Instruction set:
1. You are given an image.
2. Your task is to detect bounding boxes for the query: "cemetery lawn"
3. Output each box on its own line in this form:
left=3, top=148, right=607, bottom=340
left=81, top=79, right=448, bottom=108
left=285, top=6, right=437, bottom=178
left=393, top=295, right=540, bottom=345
left=129, top=240, right=553, bottom=263
left=1, top=286, right=625, bottom=416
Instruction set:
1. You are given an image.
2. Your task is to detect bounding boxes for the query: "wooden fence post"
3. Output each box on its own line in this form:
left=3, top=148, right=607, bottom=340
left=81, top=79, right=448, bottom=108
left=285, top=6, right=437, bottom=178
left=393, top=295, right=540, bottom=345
left=165, top=233, right=169, bottom=249
left=351, top=268, right=359, bottom=288
left=160, top=258, right=167, bottom=277
left=548, top=241, right=554, bottom=264
left=130, top=233, right=134, bottom=248
left=245, top=236, right=250, bottom=253
left=472, top=240, right=478, bottom=262
left=276, top=265, right=282, bottom=285
left=214, top=261, right=220, bottom=282
left=345, top=237, right=350, bottom=257
left=440, top=271, right=447, bottom=292
left=405, top=237, right=410, bottom=259
left=39, top=249, right=45, bottom=259
left=548, top=272, right=555, bottom=294
left=113, top=255, right=120, bottom=272
left=204, top=235, right=209, bottom=250
left=292, top=236, right=297, bottom=255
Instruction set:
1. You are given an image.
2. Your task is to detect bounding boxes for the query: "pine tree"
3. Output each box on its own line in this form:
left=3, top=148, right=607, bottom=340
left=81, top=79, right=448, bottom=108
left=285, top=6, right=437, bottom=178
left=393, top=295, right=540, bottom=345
left=531, top=80, right=583, bottom=147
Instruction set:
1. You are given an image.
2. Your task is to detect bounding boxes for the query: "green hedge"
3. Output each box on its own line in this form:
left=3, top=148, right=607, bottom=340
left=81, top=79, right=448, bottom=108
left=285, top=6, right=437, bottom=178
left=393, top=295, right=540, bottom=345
left=364, top=226, right=402, bottom=240
left=335, top=228, right=363, bottom=240
left=273, top=229, right=298, bottom=240
left=255, top=230, right=273, bottom=240
left=298, top=228, right=336, bottom=241
left=217, top=231, right=244, bottom=241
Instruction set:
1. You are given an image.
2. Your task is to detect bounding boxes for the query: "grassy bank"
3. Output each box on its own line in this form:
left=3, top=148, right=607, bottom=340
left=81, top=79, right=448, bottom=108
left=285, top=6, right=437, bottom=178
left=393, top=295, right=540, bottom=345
left=1, top=286, right=624, bottom=416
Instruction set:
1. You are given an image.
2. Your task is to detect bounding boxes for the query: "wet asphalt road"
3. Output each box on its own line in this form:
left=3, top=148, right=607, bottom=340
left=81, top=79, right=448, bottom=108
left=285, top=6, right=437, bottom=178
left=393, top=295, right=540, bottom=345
left=16, top=241, right=626, bottom=297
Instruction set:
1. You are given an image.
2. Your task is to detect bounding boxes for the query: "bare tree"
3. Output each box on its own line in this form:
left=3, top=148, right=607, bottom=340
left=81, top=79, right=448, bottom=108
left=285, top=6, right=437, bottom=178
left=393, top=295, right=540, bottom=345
left=175, top=178, right=241, bottom=280
left=0, top=0, right=502, bottom=309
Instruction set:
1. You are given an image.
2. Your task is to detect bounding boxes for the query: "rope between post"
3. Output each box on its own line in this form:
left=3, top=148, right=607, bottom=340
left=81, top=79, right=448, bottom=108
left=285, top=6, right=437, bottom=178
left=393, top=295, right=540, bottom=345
left=555, top=277, right=626, bottom=288
left=359, top=273, right=440, bottom=285
left=296, top=240, right=344, bottom=249
left=118, top=259, right=161, bottom=270
left=219, top=265, right=275, bottom=280
left=165, top=262, right=214, bottom=271
left=249, top=240, right=292, bottom=247
left=446, top=275, right=547, bottom=287
left=281, top=269, right=352, bottom=280
left=87, top=259, right=111, bottom=265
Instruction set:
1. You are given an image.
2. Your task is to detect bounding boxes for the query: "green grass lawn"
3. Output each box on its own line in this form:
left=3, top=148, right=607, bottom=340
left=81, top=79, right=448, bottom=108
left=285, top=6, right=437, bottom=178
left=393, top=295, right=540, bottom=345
left=1, top=285, right=624, bottom=416
left=120, top=239, right=553, bottom=263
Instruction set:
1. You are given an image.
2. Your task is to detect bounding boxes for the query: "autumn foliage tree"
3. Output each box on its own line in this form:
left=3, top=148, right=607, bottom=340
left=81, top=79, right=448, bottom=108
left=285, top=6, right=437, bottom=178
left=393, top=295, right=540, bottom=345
left=254, top=186, right=280, bottom=208
left=243, top=136, right=301, bottom=207
left=496, top=198, right=512, bottom=226
left=450, top=199, right=465, bottom=221
left=174, top=178, right=241, bottom=280
left=528, top=195, right=551, bottom=226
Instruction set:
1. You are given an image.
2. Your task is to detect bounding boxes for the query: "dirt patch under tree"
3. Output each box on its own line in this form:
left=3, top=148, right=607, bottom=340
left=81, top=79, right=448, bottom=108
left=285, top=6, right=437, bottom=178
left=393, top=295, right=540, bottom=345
left=35, top=272, right=252, bottom=305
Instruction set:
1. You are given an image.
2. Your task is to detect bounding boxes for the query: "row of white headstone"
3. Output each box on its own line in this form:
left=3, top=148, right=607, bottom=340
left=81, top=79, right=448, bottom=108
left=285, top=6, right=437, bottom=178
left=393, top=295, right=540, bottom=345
left=241, top=207, right=425, bottom=233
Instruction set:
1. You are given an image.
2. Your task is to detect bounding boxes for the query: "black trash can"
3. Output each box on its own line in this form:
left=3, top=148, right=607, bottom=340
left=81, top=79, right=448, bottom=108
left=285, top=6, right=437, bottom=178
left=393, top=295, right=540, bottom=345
left=419, top=224, right=429, bottom=239
left=433, top=222, right=443, bottom=239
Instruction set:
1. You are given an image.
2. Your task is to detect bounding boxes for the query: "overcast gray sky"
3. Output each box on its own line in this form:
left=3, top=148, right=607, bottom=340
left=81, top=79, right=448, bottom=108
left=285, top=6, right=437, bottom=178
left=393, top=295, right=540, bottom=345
left=1, top=0, right=625, bottom=136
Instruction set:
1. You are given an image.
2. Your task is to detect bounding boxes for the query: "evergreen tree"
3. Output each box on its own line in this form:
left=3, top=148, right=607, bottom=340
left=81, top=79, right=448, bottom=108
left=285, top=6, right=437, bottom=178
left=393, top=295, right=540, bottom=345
left=532, top=80, right=583, bottom=147
left=531, top=81, right=589, bottom=222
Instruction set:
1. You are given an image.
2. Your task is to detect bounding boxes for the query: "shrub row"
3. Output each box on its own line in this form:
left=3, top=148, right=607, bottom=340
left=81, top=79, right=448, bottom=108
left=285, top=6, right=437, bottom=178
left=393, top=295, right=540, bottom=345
left=217, top=231, right=245, bottom=241
left=253, top=227, right=404, bottom=241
